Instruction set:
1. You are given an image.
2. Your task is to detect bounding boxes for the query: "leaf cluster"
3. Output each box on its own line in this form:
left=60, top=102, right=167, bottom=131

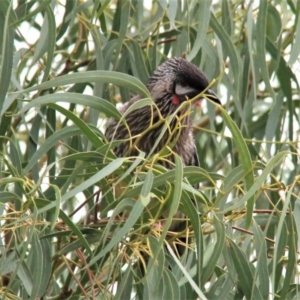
left=0, top=1, right=300, bottom=299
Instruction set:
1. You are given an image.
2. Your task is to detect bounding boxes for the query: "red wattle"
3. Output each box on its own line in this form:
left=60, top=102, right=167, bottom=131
left=172, top=95, right=180, bottom=105
left=195, top=100, right=201, bottom=107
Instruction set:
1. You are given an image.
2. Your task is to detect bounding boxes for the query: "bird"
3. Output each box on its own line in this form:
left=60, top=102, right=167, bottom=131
left=105, top=57, right=220, bottom=252
left=106, top=57, right=220, bottom=164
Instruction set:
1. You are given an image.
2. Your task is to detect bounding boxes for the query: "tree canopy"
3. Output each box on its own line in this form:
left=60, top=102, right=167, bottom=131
left=0, top=1, right=300, bottom=299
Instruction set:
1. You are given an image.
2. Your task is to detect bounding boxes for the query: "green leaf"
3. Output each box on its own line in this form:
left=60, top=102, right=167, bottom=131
left=19, top=93, right=121, bottom=120
left=219, top=104, right=255, bottom=228
left=0, top=2, right=15, bottom=115
left=146, top=155, right=183, bottom=272
left=28, top=231, right=43, bottom=299
left=143, top=236, right=165, bottom=300
left=22, top=125, right=82, bottom=175
left=61, top=158, right=125, bottom=203
left=166, top=243, right=208, bottom=300
left=252, top=221, right=269, bottom=299
left=227, top=238, right=263, bottom=300
left=220, top=151, right=288, bottom=214
left=18, top=70, right=150, bottom=98
left=187, top=0, right=212, bottom=61
left=202, top=215, right=225, bottom=283
left=88, top=169, right=153, bottom=265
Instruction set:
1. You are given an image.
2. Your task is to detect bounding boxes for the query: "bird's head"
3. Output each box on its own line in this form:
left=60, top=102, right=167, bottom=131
left=146, top=57, right=221, bottom=109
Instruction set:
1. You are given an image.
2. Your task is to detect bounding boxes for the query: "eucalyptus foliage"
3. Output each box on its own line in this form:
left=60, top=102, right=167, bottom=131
left=0, top=1, right=300, bottom=299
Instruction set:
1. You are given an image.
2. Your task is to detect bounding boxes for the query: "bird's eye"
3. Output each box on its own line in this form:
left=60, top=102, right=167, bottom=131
left=180, top=81, right=187, bottom=87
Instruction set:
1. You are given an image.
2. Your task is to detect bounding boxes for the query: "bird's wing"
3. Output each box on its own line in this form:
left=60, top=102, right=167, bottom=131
left=189, top=145, right=200, bottom=167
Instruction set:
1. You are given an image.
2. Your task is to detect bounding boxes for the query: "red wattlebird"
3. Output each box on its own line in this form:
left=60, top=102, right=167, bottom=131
left=105, top=57, right=220, bottom=254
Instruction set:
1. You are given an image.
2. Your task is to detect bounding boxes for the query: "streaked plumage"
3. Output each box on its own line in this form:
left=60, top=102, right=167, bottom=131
left=106, top=57, right=220, bottom=169
left=105, top=57, right=220, bottom=246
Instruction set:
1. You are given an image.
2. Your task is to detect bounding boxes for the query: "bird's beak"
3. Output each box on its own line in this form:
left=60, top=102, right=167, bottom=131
left=207, top=89, right=221, bottom=105
left=194, top=89, right=221, bottom=107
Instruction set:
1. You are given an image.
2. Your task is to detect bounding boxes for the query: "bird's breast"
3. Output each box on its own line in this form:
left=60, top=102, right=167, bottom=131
left=106, top=101, right=194, bottom=166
